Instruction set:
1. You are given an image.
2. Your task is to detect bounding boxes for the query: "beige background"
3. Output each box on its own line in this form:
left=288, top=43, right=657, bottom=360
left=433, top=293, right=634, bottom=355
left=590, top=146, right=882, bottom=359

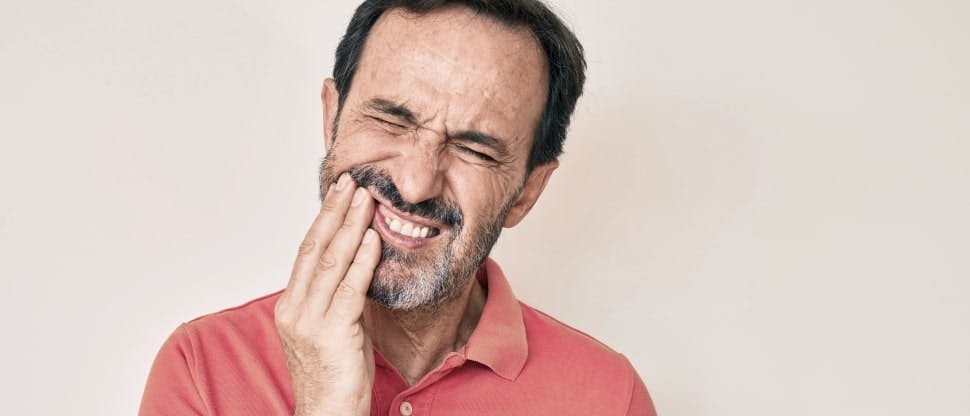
left=2, top=0, right=969, bottom=414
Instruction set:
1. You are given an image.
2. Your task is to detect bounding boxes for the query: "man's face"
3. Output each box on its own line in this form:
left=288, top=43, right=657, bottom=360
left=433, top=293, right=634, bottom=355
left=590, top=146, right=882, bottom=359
left=319, top=6, right=552, bottom=310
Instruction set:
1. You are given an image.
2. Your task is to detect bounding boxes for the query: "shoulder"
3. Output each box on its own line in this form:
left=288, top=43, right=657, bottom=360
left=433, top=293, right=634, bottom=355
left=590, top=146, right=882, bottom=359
left=517, top=302, right=647, bottom=413
left=519, top=301, right=629, bottom=366
left=182, top=290, right=282, bottom=334
left=142, top=291, right=292, bottom=414
left=174, top=290, right=285, bottom=361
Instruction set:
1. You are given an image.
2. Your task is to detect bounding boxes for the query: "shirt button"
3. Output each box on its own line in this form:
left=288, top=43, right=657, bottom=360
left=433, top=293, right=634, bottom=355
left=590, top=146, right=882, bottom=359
left=399, top=401, right=413, bottom=416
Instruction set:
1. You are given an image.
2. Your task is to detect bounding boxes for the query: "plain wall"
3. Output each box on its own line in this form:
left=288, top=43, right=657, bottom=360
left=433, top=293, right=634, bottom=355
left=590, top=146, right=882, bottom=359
left=1, top=0, right=968, bottom=414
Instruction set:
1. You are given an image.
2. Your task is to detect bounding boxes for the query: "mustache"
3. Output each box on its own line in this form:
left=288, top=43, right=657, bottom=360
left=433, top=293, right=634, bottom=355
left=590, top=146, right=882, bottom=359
left=348, top=165, right=463, bottom=230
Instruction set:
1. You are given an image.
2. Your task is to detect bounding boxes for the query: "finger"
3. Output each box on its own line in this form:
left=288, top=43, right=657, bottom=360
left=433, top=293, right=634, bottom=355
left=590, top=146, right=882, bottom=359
left=280, top=183, right=335, bottom=305
left=283, top=173, right=356, bottom=303
left=305, top=186, right=375, bottom=316
left=329, top=228, right=381, bottom=322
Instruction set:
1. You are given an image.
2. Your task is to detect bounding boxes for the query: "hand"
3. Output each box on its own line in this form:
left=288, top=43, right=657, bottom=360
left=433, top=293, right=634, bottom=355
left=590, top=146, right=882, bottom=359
left=274, top=173, right=381, bottom=416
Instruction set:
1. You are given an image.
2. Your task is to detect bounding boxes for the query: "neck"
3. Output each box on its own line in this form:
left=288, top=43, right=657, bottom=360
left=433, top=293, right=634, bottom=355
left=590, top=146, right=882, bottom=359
left=363, top=275, right=487, bottom=386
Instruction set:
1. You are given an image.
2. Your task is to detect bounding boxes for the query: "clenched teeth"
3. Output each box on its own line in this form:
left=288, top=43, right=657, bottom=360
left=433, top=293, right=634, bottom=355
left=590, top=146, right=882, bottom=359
left=385, top=215, right=436, bottom=239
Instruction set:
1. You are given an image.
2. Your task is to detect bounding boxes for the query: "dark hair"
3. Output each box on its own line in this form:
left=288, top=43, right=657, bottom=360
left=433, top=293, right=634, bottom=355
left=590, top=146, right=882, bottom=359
left=333, top=0, right=586, bottom=170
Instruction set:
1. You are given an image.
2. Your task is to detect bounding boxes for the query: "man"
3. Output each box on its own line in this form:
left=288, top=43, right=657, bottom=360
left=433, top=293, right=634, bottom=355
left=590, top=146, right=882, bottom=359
left=140, top=1, right=656, bottom=415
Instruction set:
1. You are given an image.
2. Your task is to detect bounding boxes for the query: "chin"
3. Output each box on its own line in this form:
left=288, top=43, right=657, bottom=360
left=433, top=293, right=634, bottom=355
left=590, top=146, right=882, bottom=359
left=366, top=254, right=457, bottom=310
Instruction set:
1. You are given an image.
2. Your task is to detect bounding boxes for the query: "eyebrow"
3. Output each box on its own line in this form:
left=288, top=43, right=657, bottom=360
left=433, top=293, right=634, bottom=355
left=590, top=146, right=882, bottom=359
left=452, top=130, right=511, bottom=158
left=365, top=98, right=418, bottom=125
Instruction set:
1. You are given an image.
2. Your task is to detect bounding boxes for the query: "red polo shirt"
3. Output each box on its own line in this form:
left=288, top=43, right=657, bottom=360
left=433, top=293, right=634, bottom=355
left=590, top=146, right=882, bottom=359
left=139, top=258, right=656, bottom=415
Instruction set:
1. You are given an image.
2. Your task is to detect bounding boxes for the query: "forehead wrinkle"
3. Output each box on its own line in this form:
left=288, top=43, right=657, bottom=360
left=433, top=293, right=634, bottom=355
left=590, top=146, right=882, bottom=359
left=353, top=6, right=548, bottom=158
left=358, top=67, right=532, bottom=153
left=363, top=7, right=546, bottom=90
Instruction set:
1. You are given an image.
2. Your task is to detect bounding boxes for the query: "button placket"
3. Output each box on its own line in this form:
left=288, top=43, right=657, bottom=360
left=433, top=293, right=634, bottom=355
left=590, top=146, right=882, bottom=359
left=390, top=355, right=461, bottom=415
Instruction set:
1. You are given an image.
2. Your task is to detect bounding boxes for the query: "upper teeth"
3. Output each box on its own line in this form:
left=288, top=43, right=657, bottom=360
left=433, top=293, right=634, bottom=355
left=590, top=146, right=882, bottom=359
left=385, top=215, right=431, bottom=239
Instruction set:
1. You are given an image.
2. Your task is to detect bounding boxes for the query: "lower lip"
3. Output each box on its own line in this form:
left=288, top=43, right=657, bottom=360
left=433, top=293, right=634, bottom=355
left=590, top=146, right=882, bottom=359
left=372, top=206, right=437, bottom=250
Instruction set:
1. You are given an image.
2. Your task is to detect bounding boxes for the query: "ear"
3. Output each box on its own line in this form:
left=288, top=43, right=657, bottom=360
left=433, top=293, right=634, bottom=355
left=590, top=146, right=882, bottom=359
left=503, top=160, right=559, bottom=228
left=321, top=78, right=340, bottom=150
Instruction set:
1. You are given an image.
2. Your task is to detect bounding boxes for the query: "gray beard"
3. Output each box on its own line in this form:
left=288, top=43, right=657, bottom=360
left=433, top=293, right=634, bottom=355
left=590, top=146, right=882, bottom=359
left=366, top=205, right=507, bottom=311
left=318, top=155, right=520, bottom=311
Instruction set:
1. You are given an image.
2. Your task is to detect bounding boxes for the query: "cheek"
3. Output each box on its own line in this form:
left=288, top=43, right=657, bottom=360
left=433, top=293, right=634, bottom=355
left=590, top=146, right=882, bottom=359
left=329, top=130, right=399, bottom=170
left=450, top=167, right=518, bottom=226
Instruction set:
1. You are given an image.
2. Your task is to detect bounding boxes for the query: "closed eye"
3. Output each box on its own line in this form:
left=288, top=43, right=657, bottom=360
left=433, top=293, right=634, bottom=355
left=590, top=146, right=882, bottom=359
left=368, top=116, right=407, bottom=130
left=455, top=144, right=497, bottom=163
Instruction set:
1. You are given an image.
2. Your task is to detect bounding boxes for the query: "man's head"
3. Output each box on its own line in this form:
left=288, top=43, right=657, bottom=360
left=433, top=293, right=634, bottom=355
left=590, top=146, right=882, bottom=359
left=318, top=0, right=585, bottom=310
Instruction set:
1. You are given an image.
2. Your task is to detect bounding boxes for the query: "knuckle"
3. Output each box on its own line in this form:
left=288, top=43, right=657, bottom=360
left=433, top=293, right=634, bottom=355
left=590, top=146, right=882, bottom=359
left=316, top=254, right=338, bottom=272
left=297, top=239, right=316, bottom=255
left=353, top=244, right=379, bottom=264
left=348, top=324, right=362, bottom=337
left=340, top=218, right=357, bottom=231
left=321, top=199, right=340, bottom=213
left=275, top=305, right=295, bottom=323
left=336, top=281, right=358, bottom=298
left=273, top=297, right=290, bottom=318
left=291, top=318, right=308, bottom=333
left=362, top=242, right=380, bottom=257
left=285, top=315, right=304, bottom=331
left=293, top=319, right=322, bottom=338
left=351, top=256, right=373, bottom=268
left=274, top=316, right=293, bottom=332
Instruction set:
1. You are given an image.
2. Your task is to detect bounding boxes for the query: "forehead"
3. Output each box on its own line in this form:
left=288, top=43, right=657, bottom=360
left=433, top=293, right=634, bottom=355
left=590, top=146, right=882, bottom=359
left=349, top=6, right=549, bottom=149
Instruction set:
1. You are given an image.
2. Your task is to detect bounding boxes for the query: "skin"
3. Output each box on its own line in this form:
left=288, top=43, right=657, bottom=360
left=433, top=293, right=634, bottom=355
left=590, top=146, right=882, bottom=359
left=274, top=6, right=559, bottom=416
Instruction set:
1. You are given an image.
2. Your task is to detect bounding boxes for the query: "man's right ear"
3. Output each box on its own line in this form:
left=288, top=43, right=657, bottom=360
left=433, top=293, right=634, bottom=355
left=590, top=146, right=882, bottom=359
left=321, top=78, right=340, bottom=150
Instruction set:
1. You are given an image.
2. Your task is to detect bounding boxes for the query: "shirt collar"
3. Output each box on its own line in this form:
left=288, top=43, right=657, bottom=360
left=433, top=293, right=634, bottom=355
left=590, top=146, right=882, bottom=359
left=461, top=257, right=529, bottom=380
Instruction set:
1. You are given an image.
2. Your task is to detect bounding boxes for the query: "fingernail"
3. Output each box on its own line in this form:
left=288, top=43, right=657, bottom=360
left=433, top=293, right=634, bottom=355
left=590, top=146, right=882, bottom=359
left=362, top=229, right=376, bottom=245
left=336, top=173, right=351, bottom=191
left=352, top=188, right=368, bottom=206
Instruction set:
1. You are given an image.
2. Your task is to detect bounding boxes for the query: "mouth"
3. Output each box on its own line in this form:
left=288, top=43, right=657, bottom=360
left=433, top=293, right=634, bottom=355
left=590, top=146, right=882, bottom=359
left=370, top=199, right=444, bottom=250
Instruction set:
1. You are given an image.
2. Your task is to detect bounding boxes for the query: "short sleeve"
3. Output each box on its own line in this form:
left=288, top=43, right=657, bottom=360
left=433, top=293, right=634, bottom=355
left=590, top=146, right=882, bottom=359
left=139, top=324, right=207, bottom=416
left=624, top=357, right=658, bottom=416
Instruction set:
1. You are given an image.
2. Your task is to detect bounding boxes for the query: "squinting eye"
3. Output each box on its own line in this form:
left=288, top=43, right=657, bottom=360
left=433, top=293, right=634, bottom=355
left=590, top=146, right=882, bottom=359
left=382, top=120, right=407, bottom=129
left=369, top=116, right=406, bottom=130
left=456, top=145, right=497, bottom=163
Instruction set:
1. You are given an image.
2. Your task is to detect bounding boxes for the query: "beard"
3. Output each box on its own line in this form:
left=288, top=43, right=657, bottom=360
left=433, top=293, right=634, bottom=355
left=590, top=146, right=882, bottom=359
left=319, top=156, right=520, bottom=310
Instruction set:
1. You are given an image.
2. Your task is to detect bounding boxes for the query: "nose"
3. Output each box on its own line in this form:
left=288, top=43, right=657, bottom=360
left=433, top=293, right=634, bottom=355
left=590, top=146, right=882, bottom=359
left=392, top=146, right=446, bottom=205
